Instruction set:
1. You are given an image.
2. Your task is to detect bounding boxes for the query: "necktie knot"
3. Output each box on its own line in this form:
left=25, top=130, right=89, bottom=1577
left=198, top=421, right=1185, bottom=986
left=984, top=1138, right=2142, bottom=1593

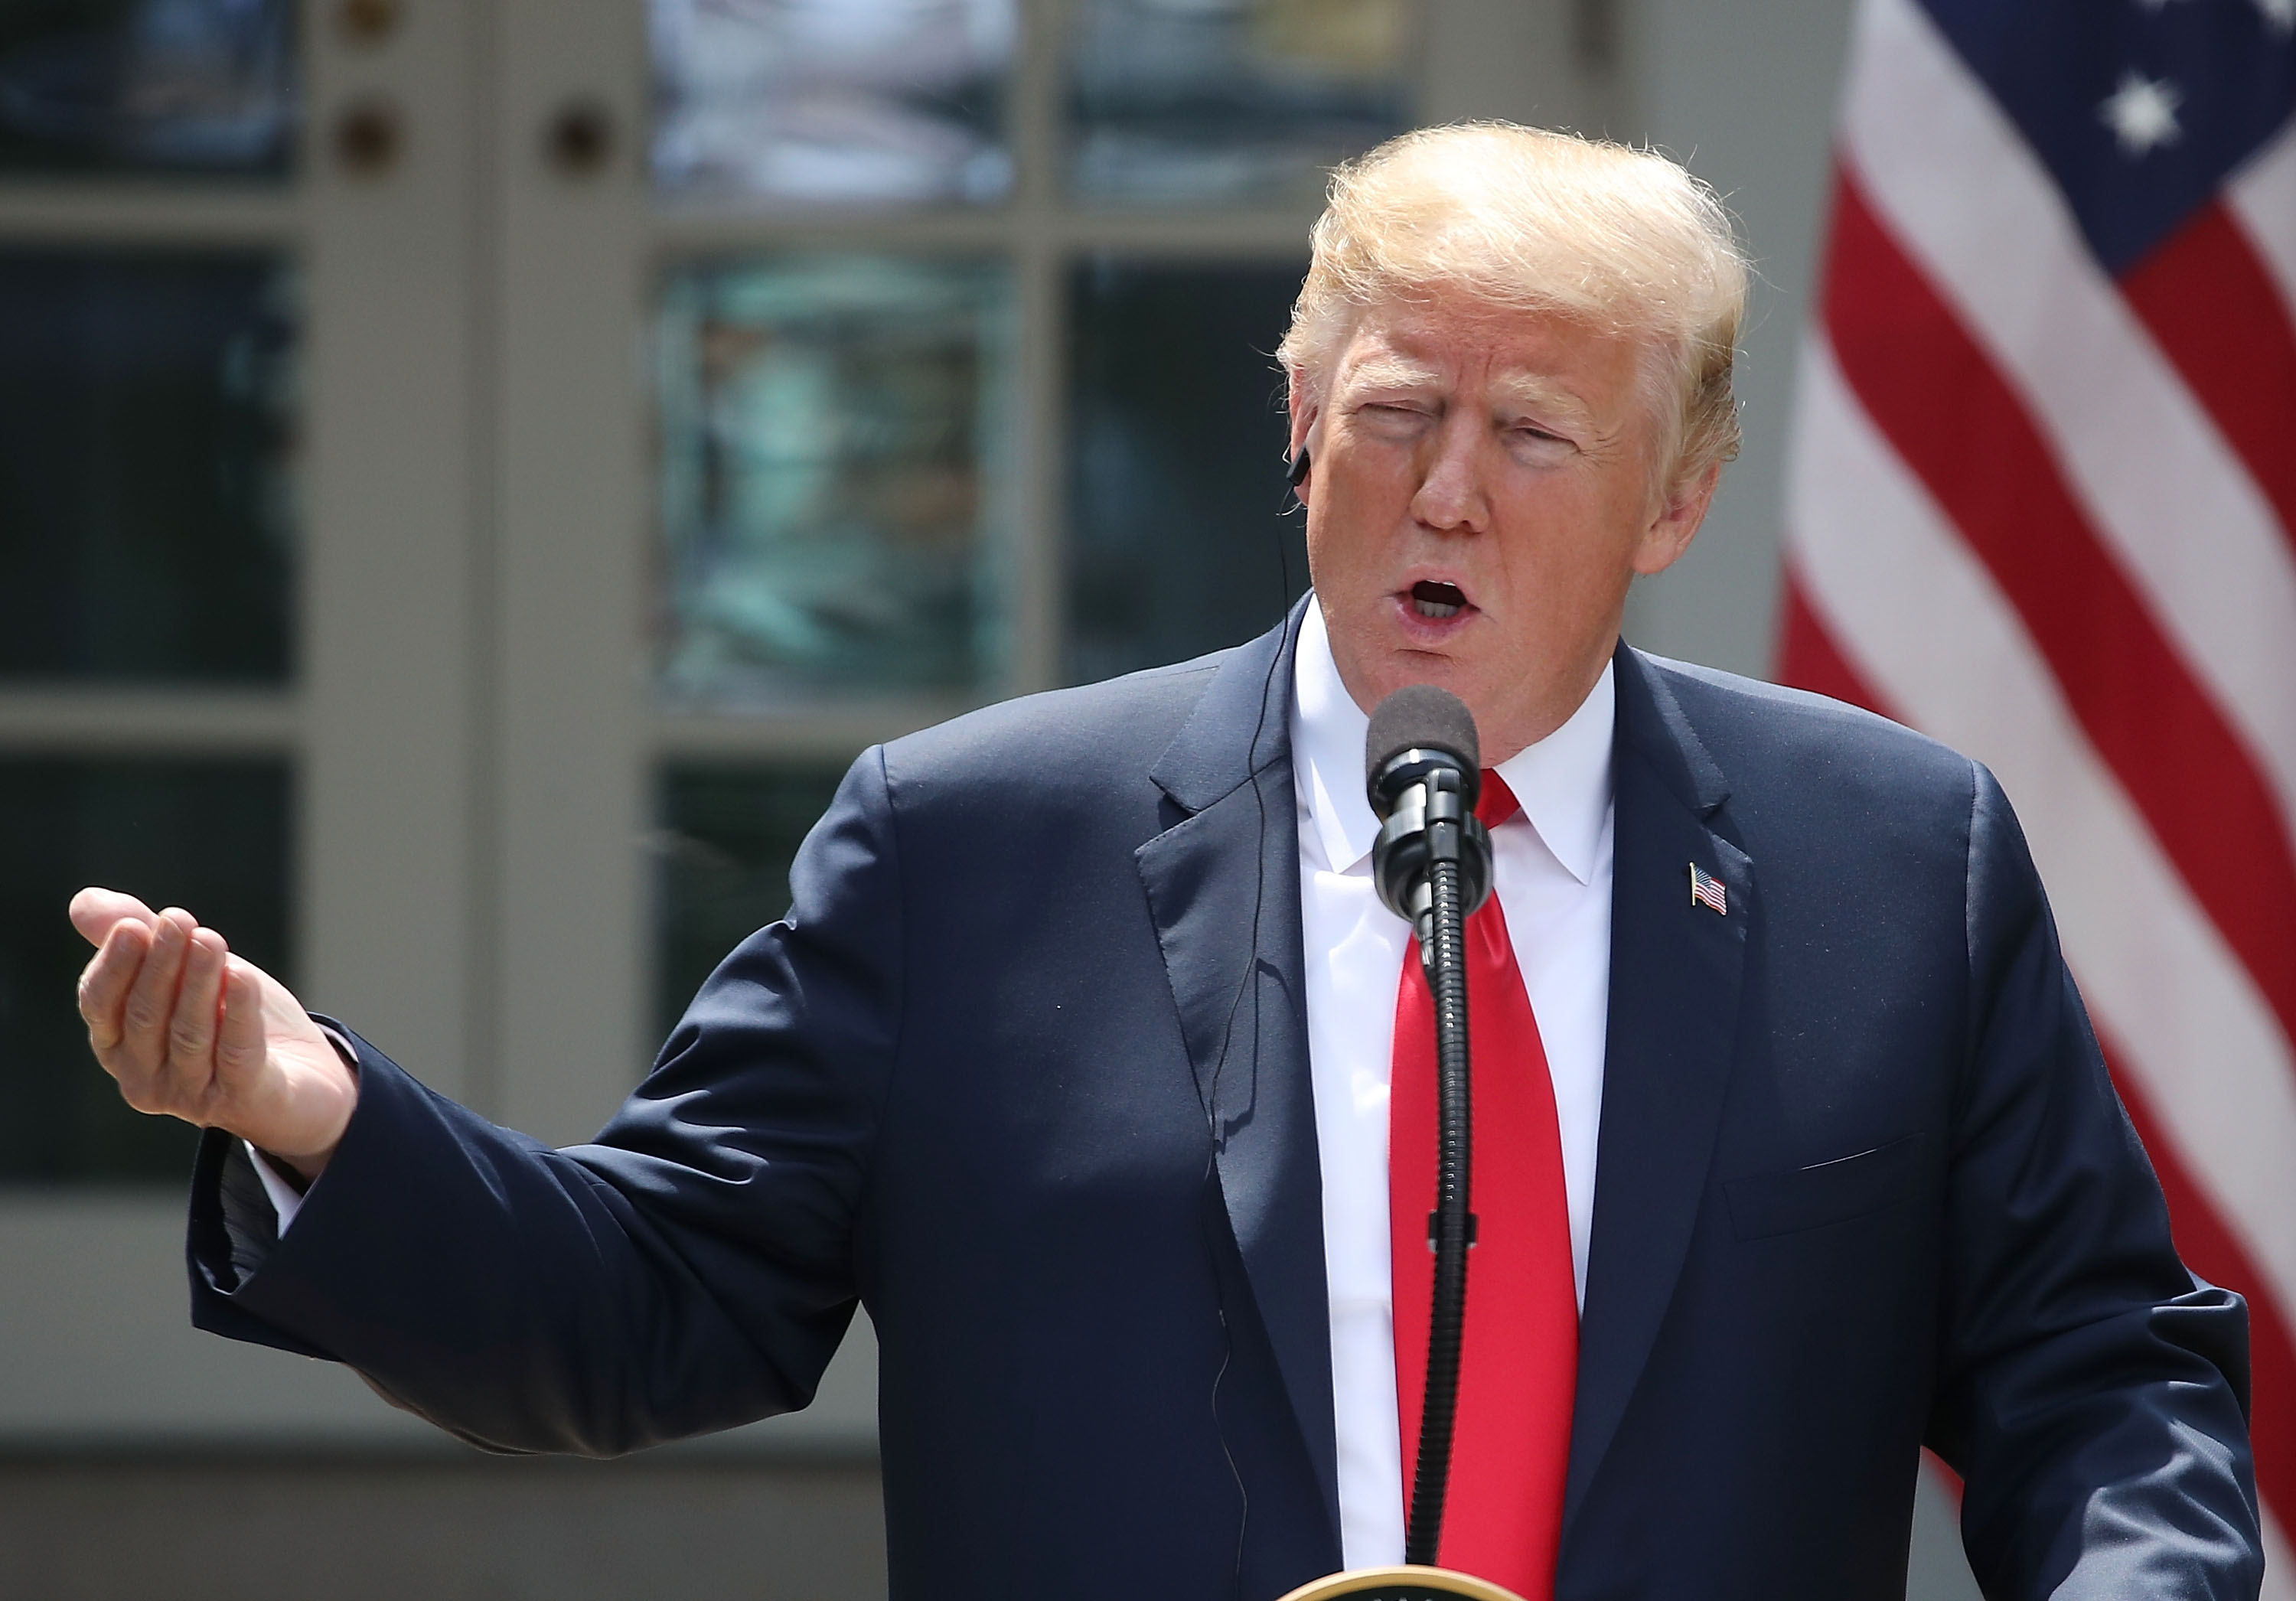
left=1477, top=770, right=1521, bottom=828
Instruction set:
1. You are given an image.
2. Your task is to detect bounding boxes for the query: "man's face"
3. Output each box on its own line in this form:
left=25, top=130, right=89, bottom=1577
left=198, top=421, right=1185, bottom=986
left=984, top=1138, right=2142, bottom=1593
left=1291, top=293, right=1715, bottom=764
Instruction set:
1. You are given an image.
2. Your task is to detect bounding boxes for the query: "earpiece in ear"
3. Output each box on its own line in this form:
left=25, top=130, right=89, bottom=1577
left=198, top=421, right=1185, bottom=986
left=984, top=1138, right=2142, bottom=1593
left=1287, top=446, right=1312, bottom=487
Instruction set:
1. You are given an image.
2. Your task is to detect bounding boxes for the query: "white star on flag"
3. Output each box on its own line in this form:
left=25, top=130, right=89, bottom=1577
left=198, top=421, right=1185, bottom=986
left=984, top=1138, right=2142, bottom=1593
left=2255, top=0, right=2296, bottom=37
left=2099, top=70, right=2184, bottom=156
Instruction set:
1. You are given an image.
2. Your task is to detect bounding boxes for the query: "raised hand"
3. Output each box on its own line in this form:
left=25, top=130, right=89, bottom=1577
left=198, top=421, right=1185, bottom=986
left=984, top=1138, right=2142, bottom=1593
left=70, top=888, right=358, bottom=1179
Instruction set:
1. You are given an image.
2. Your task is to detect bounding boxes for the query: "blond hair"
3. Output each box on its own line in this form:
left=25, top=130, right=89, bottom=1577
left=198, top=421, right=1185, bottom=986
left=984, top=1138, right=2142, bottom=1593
left=1278, top=122, right=1750, bottom=496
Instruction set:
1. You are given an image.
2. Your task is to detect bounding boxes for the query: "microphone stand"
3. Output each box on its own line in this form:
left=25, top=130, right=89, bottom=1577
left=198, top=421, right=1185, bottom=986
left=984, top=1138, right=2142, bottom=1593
left=1405, top=795, right=1476, bottom=1567
left=1290, top=686, right=1511, bottom=1601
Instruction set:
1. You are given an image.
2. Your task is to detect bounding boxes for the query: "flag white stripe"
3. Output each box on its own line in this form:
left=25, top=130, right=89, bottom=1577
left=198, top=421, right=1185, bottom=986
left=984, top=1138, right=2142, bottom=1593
left=1838, top=0, right=2296, bottom=840
left=2229, top=117, right=2296, bottom=321
left=1786, top=336, right=2296, bottom=1325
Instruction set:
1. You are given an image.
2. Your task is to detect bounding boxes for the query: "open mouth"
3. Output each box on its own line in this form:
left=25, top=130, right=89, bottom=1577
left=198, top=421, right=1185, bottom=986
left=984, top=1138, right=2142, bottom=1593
left=1410, top=579, right=1469, bottom=619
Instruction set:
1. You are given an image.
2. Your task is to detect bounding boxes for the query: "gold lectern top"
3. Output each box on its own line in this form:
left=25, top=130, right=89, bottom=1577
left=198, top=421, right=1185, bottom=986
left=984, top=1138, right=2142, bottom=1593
left=1276, top=1565, right=1529, bottom=1601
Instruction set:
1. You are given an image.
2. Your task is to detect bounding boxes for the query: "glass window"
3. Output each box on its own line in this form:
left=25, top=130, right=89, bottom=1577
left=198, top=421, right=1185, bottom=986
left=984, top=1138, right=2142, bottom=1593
left=1065, top=258, right=1309, bottom=686
left=0, top=757, right=292, bottom=1185
left=0, top=248, right=297, bottom=684
left=1066, top=0, right=1418, bottom=207
left=654, top=255, right=1015, bottom=703
left=651, top=0, right=1015, bottom=206
left=0, top=0, right=296, bottom=179
left=651, top=761, right=853, bottom=1049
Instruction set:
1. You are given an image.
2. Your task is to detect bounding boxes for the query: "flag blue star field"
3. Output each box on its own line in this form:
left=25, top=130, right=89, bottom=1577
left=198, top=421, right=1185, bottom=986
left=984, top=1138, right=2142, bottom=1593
left=1779, top=0, right=2296, bottom=1581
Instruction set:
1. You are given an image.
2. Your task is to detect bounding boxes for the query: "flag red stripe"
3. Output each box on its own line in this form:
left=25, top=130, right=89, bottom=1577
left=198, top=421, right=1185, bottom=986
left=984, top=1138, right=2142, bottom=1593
left=1821, top=167, right=2296, bottom=1061
left=1781, top=578, right=2293, bottom=1525
left=2119, top=201, right=2296, bottom=564
left=2110, top=1041, right=2296, bottom=1525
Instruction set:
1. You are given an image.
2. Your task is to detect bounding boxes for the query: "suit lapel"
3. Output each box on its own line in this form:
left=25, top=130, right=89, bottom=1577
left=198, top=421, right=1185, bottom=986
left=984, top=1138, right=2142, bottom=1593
left=1564, top=646, right=1753, bottom=1533
left=1136, top=602, right=1342, bottom=1547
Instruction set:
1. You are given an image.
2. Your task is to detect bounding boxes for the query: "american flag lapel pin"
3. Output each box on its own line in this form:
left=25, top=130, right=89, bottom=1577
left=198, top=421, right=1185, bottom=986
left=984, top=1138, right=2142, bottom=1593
left=1689, top=862, right=1728, bottom=916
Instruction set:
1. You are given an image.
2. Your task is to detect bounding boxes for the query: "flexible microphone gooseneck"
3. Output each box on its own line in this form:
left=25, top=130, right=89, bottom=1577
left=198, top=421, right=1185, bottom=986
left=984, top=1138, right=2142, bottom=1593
left=1366, top=685, right=1495, bottom=1570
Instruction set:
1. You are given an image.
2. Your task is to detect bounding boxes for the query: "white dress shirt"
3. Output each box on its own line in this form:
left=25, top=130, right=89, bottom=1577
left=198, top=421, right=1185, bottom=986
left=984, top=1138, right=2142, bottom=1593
left=250, top=1137, right=309, bottom=1227
left=1290, top=598, right=1616, bottom=1570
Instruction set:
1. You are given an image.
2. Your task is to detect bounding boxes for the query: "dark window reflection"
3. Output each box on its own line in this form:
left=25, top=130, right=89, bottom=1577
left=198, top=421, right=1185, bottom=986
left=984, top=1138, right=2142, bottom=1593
left=0, top=0, right=295, bottom=178
left=0, top=757, right=292, bottom=1186
left=652, top=761, right=851, bottom=1052
left=1065, top=258, right=1307, bottom=686
left=656, top=255, right=1013, bottom=702
left=651, top=0, right=1013, bottom=206
left=0, top=249, right=296, bottom=683
left=1067, top=0, right=1417, bottom=207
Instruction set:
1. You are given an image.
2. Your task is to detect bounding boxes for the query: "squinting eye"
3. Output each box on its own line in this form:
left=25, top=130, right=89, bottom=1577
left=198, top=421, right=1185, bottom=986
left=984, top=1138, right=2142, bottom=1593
left=1356, top=403, right=1431, bottom=433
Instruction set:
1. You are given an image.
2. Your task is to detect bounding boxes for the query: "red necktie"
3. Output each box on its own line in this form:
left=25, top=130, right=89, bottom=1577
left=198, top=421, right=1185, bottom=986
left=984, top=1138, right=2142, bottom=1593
left=1388, top=771, right=1577, bottom=1596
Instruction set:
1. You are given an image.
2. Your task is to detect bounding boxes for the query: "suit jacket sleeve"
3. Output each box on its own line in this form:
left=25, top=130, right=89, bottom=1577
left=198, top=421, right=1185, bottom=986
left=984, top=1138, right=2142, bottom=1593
left=185, top=746, right=905, bottom=1456
left=1934, top=764, right=2261, bottom=1598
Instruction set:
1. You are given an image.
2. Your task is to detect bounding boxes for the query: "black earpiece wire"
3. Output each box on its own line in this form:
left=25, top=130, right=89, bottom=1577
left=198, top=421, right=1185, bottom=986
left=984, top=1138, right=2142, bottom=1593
left=1202, top=429, right=1309, bottom=1596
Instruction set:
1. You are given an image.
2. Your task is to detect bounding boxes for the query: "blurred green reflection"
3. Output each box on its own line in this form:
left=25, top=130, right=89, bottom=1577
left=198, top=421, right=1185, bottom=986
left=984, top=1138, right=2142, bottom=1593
left=656, top=256, right=1015, bottom=703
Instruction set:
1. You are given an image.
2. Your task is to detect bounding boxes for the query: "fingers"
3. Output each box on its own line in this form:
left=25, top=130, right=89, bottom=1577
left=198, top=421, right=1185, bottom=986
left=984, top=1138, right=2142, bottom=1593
left=119, top=908, right=198, bottom=1071
left=68, top=886, right=158, bottom=947
left=77, top=917, right=153, bottom=1055
left=72, top=900, right=311, bottom=1146
left=167, top=928, right=230, bottom=1080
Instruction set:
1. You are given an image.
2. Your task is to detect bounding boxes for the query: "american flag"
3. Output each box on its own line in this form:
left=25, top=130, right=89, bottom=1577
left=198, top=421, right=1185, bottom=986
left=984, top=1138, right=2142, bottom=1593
left=1689, top=862, right=1729, bottom=916
left=1777, top=0, right=2296, bottom=1586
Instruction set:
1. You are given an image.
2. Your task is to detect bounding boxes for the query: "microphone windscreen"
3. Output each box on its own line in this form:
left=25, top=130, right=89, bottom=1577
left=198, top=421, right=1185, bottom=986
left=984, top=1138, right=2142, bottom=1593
left=1365, top=683, right=1480, bottom=789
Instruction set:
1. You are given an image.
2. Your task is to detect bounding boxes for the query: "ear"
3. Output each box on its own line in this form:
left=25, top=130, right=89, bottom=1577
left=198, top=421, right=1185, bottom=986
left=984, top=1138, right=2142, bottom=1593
left=1285, top=369, right=1320, bottom=502
left=1632, top=459, right=1720, bottom=578
left=1286, top=368, right=1316, bottom=454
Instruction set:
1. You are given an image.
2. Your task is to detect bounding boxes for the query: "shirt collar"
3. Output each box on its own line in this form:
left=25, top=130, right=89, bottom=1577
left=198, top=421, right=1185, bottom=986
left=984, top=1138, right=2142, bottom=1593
left=1290, top=595, right=1615, bottom=883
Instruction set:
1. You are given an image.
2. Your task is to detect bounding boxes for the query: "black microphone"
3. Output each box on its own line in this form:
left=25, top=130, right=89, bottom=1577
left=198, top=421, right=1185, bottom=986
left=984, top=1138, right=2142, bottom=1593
left=1364, top=683, right=1493, bottom=1568
left=1365, top=683, right=1495, bottom=950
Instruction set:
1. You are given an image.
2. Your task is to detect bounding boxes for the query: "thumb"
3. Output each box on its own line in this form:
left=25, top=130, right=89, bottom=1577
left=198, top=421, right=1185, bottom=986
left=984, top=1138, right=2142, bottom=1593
left=215, top=957, right=269, bottom=1084
left=69, top=887, right=158, bottom=948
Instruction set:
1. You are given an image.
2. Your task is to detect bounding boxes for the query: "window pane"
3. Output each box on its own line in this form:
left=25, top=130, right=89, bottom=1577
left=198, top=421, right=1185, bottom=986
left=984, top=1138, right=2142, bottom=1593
left=1067, top=0, right=1418, bottom=207
left=652, top=761, right=851, bottom=1051
left=0, top=248, right=297, bottom=684
left=651, top=0, right=1014, bottom=206
left=1065, top=259, right=1308, bottom=685
left=0, top=757, right=292, bottom=1186
left=656, top=256, right=1014, bottom=702
left=0, top=0, right=295, bottom=178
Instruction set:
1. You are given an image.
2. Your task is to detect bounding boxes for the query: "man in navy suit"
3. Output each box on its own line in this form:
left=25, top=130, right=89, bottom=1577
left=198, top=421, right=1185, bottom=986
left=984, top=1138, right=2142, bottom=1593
left=71, top=126, right=2258, bottom=1599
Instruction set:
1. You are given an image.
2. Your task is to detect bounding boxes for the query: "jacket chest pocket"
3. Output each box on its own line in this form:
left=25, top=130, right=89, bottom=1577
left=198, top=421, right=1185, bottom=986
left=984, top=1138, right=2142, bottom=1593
left=1724, top=1133, right=1922, bottom=1240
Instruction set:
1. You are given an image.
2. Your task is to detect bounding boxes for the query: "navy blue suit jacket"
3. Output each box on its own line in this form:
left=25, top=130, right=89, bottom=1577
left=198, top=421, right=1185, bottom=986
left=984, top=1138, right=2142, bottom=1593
left=188, top=609, right=2260, bottom=1599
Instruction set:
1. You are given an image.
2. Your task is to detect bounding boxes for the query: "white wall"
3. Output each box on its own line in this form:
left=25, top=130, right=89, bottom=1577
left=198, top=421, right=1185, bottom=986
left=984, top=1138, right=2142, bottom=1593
left=1620, top=0, right=1858, bottom=680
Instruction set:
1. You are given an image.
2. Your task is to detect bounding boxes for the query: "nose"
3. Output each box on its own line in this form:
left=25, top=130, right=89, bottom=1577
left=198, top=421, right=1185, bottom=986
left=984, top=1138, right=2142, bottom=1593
left=1408, top=409, right=1489, bottom=534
